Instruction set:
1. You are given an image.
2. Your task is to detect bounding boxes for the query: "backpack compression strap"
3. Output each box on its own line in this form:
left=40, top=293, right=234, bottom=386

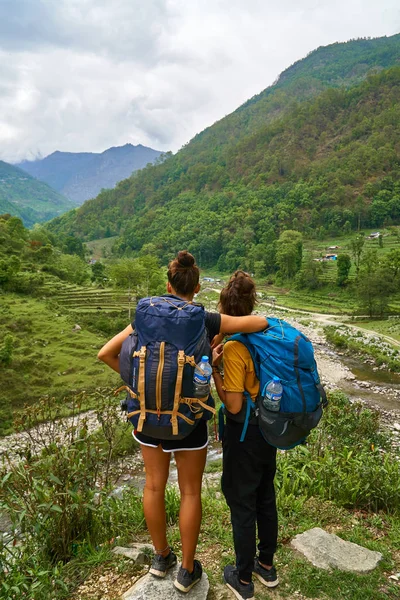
left=171, top=351, right=186, bottom=435
left=137, top=346, right=147, bottom=432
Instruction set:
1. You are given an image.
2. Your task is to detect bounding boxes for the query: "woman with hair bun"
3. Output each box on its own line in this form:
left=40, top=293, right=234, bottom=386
left=212, top=271, right=279, bottom=600
left=98, top=254, right=268, bottom=593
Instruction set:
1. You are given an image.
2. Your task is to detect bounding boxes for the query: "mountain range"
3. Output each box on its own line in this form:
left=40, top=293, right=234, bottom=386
left=0, top=161, right=75, bottom=227
left=45, top=34, right=400, bottom=270
left=16, top=143, right=162, bottom=205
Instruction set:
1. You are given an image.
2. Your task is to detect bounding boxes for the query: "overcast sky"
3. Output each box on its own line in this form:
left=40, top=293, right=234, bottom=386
left=0, top=0, right=399, bottom=163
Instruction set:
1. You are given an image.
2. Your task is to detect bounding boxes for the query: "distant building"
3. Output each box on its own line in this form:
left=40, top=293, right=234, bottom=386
left=324, top=254, right=337, bottom=261
left=366, top=232, right=380, bottom=240
left=327, top=245, right=339, bottom=250
left=203, top=277, right=215, bottom=282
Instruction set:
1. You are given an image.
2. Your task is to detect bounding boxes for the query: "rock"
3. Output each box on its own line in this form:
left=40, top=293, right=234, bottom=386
left=291, top=528, right=382, bottom=573
left=112, top=544, right=152, bottom=565
left=72, top=324, right=81, bottom=331
left=212, top=583, right=231, bottom=599
left=122, top=564, right=209, bottom=599
left=393, top=422, right=400, bottom=432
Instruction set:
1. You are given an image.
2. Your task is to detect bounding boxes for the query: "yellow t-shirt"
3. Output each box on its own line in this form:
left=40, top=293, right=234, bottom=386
left=223, top=340, right=260, bottom=400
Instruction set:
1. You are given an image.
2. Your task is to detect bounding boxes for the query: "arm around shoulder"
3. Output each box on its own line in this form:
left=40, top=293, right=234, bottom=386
left=219, top=313, right=267, bottom=334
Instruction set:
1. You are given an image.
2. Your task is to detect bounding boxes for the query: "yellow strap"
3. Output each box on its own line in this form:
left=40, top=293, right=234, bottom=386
left=126, top=408, right=195, bottom=426
left=181, top=397, right=216, bottom=415
left=172, top=351, right=185, bottom=435
left=185, top=355, right=196, bottom=367
left=114, top=385, right=138, bottom=398
left=137, top=346, right=147, bottom=432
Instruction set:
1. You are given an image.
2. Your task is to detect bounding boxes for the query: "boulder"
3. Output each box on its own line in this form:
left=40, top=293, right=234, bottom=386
left=112, top=544, right=152, bottom=565
left=291, top=527, right=382, bottom=572
left=122, top=564, right=209, bottom=600
left=72, top=324, right=81, bottom=331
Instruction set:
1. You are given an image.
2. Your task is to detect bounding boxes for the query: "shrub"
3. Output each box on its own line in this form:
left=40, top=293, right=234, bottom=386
left=276, top=391, right=400, bottom=513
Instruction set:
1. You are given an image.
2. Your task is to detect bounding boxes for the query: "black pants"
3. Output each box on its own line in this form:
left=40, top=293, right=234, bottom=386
left=221, top=420, right=278, bottom=582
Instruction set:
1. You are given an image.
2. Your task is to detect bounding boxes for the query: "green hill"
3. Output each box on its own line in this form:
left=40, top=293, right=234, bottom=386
left=0, top=161, right=76, bottom=226
left=46, top=34, right=400, bottom=270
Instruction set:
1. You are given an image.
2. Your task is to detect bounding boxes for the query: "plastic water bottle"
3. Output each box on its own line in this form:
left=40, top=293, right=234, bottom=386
left=194, top=355, right=212, bottom=398
left=262, top=376, right=283, bottom=412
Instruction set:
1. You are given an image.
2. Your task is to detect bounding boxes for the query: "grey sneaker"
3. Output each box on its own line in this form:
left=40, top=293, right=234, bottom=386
left=253, top=560, right=279, bottom=588
left=149, top=550, right=177, bottom=577
left=223, top=565, right=255, bottom=600
left=174, top=559, right=203, bottom=593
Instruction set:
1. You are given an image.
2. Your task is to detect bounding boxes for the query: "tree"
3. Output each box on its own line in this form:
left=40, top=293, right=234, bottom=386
left=91, top=261, right=107, bottom=284
left=295, top=257, right=323, bottom=290
left=276, top=230, right=303, bottom=280
left=348, top=234, right=365, bottom=277
left=108, top=259, right=146, bottom=291
left=0, top=256, right=21, bottom=284
left=356, top=267, right=395, bottom=317
left=336, top=254, right=351, bottom=286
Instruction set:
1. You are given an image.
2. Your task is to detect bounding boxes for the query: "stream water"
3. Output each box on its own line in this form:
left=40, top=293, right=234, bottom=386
left=337, top=355, right=400, bottom=414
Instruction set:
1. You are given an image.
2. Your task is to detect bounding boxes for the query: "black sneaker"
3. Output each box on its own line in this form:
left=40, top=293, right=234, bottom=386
left=149, top=550, right=177, bottom=577
left=223, top=565, right=255, bottom=600
left=174, top=559, right=203, bottom=593
left=253, top=559, right=279, bottom=588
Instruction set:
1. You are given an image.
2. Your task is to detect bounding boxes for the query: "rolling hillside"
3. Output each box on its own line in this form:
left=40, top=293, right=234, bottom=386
left=17, top=143, right=163, bottom=204
left=0, top=161, right=75, bottom=226
left=46, top=34, right=400, bottom=268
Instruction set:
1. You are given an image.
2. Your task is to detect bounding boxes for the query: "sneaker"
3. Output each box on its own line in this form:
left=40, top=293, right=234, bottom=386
left=253, top=559, right=279, bottom=588
left=149, top=550, right=177, bottom=577
left=174, top=559, right=203, bottom=593
left=223, top=565, right=255, bottom=600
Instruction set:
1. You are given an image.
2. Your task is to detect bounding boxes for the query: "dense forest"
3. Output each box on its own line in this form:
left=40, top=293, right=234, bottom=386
left=47, top=35, right=400, bottom=272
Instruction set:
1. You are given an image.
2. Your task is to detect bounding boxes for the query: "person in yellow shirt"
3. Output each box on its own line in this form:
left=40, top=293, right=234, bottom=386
left=212, top=271, right=279, bottom=600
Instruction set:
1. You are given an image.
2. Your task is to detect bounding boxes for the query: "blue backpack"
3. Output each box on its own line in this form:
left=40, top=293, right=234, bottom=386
left=227, top=317, right=327, bottom=450
left=118, top=295, right=215, bottom=440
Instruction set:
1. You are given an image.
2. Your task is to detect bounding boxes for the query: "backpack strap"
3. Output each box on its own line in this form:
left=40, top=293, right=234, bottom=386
left=171, top=350, right=186, bottom=436
left=218, top=404, right=226, bottom=442
left=137, top=346, right=147, bottom=432
left=240, top=391, right=256, bottom=442
left=294, top=335, right=307, bottom=414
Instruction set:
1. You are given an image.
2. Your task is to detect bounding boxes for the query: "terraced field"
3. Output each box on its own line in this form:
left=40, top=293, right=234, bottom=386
left=41, top=278, right=132, bottom=315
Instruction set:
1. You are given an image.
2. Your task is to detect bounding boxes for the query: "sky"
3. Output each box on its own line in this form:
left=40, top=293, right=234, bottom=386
left=0, top=0, right=399, bottom=163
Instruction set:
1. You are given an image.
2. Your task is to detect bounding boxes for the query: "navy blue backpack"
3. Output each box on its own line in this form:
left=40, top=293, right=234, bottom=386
left=228, top=317, right=327, bottom=450
left=118, top=295, right=215, bottom=440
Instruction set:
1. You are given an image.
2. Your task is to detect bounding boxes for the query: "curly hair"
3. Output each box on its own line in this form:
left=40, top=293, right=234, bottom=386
left=218, top=270, right=257, bottom=316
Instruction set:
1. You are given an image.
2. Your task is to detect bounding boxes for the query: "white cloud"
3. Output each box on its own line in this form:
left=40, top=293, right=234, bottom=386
left=0, top=0, right=399, bottom=162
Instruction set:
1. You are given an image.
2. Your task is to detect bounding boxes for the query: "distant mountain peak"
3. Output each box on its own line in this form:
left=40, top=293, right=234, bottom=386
left=16, top=143, right=163, bottom=205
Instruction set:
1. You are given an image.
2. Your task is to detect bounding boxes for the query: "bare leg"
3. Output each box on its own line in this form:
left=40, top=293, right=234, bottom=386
left=141, top=444, right=171, bottom=556
left=174, top=447, right=207, bottom=571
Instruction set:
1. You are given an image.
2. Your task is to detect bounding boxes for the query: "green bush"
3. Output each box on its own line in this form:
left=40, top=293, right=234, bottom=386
left=276, top=391, right=400, bottom=513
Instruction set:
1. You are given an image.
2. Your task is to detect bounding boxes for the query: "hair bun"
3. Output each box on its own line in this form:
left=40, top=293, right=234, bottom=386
left=177, top=250, right=195, bottom=268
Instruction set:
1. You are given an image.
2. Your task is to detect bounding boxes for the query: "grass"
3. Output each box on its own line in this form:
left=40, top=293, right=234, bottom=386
left=85, top=236, right=119, bottom=260
left=350, top=317, right=400, bottom=344
left=2, top=392, right=400, bottom=599
left=0, top=293, right=120, bottom=434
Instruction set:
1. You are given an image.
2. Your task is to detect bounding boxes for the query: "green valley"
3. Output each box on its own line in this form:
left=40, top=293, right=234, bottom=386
left=46, top=35, right=400, bottom=277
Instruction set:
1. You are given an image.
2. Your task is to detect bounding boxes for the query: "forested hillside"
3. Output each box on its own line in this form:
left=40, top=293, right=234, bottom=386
left=0, top=161, right=75, bottom=226
left=46, top=35, right=400, bottom=271
left=17, top=143, right=162, bottom=205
